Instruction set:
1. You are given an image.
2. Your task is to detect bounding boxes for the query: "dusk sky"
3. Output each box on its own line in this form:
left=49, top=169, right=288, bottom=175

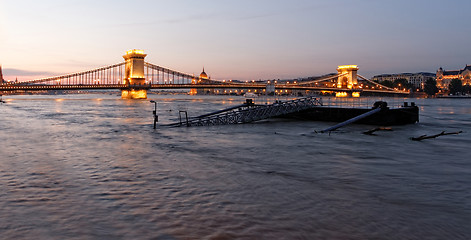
left=1, top=0, right=470, bottom=81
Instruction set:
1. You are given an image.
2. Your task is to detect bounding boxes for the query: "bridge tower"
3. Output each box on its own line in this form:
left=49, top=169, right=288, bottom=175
left=122, top=49, right=148, bottom=99
left=0, top=65, right=4, bottom=84
left=337, top=65, right=359, bottom=89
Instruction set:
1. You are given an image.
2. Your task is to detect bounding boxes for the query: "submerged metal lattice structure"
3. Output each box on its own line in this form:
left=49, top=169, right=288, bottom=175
left=170, top=97, right=323, bottom=127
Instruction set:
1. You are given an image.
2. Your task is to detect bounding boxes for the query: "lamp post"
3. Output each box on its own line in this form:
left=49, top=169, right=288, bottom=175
left=150, top=100, right=158, bottom=129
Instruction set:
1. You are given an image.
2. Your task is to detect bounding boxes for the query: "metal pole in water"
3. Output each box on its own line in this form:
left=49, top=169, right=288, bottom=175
left=319, top=107, right=382, bottom=133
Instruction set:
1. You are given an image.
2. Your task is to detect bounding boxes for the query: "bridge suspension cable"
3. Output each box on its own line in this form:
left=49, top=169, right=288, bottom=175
left=295, top=73, right=346, bottom=86
left=145, top=62, right=194, bottom=85
left=144, top=62, right=234, bottom=85
left=18, top=62, right=126, bottom=85
left=357, top=74, right=398, bottom=92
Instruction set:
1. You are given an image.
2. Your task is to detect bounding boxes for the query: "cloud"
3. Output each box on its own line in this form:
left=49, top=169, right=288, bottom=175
left=109, top=13, right=222, bottom=28
left=228, top=2, right=333, bottom=22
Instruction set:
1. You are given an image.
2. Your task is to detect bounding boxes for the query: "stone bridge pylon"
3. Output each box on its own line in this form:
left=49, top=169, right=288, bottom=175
left=122, top=49, right=147, bottom=99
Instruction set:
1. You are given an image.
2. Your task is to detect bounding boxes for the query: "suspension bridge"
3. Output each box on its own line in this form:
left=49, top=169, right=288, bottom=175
left=0, top=50, right=408, bottom=99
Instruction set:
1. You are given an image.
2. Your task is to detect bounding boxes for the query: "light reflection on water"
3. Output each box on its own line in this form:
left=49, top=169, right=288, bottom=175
left=0, top=94, right=470, bottom=239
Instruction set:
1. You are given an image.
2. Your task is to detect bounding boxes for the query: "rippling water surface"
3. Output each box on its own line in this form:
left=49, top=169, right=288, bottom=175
left=0, top=94, right=470, bottom=239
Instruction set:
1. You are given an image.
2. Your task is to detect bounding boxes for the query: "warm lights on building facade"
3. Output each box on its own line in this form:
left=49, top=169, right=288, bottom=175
left=436, top=65, right=471, bottom=90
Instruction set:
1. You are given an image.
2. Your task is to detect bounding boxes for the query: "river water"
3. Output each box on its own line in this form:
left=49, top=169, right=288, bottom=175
left=0, top=93, right=470, bottom=240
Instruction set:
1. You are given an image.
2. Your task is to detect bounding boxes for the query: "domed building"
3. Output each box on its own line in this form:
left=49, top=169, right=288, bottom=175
left=199, top=67, right=209, bottom=80
left=189, top=67, right=212, bottom=95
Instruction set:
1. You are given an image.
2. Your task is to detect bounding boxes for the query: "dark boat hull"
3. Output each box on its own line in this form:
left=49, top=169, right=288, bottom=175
left=283, top=106, right=419, bottom=126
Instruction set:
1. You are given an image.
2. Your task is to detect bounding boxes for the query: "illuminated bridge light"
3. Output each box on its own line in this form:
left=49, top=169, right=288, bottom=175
left=126, top=49, right=145, bottom=55
left=337, top=65, right=359, bottom=70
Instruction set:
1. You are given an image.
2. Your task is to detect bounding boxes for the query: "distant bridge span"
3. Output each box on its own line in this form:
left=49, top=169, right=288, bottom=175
left=0, top=83, right=407, bottom=95
left=0, top=50, right=408, bottom=97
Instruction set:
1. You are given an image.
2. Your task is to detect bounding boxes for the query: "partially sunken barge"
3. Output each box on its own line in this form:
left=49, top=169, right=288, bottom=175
left=284, top=100, right=419, bottom=126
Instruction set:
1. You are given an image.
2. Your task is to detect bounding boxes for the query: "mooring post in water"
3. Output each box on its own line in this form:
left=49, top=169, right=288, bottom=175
left=179, top=110, right=189, bottom=127
left=150, top=100, right=158, bottom=129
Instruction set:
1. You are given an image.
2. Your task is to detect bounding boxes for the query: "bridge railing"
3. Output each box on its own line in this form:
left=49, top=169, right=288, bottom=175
left=322, top=96, right=411, bottom=109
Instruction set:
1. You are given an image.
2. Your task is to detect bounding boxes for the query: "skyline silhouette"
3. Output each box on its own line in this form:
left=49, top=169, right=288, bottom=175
left=0, top=0, right=469, bottom=81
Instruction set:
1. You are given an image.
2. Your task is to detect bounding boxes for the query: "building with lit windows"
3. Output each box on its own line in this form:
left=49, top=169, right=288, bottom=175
left=371, top=72, right=435, bottom=89
left=436, top=65, right=471, bottom=90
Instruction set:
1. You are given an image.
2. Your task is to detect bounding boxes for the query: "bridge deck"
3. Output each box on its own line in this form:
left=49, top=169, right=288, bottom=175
left=0, top=83, right=408, bottom=95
